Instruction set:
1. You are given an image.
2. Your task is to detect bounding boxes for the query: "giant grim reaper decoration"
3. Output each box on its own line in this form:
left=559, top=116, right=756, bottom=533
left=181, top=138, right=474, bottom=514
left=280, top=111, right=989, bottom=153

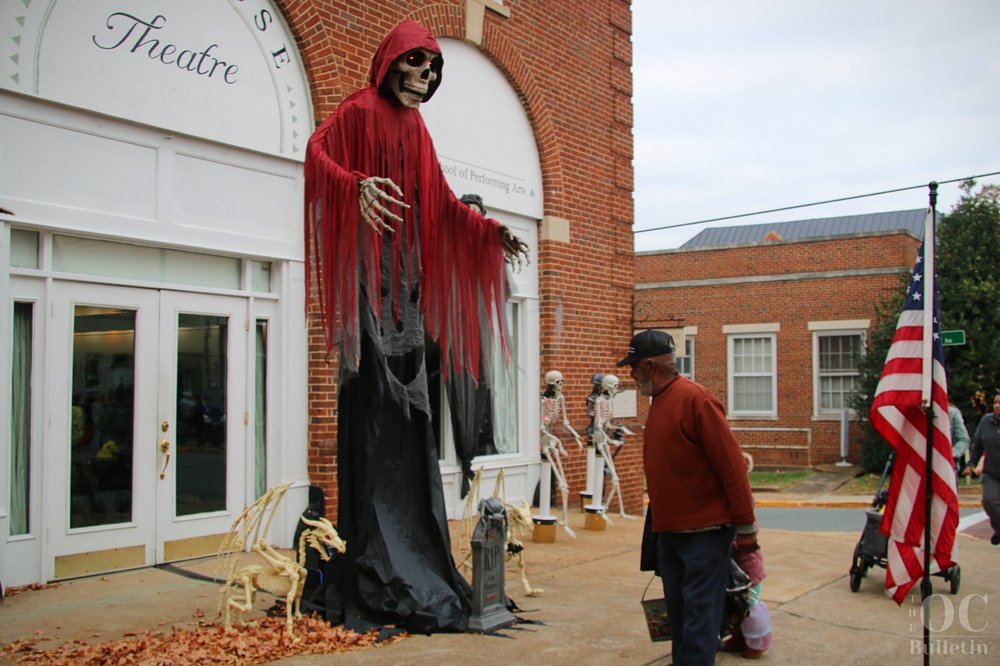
left=304, top=20, right=527, bottom=634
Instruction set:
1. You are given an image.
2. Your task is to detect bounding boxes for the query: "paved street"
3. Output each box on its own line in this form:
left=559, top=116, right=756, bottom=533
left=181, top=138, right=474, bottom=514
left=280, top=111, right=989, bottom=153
left=756, top=506, right=986, bottom=532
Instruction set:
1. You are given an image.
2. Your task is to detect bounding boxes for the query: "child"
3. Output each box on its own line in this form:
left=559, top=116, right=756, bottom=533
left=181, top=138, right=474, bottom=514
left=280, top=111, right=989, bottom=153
left=724, top=452, right=773, bottom=659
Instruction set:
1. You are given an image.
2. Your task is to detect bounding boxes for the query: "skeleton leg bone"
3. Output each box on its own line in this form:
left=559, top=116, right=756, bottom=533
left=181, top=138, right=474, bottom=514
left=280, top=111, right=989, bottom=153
left=599, top=442, right=634, bottom=520
left=284, top=570, right=301, bottom=637
left=514, top=550, right=543, bottom=597
left=224, top=572, right=259, bottom=631
left=543, top=445, right=576, bottom=538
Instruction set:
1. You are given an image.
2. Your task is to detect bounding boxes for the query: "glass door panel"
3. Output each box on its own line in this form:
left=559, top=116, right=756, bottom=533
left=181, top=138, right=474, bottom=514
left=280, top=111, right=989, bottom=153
left=69, top=306, right=137, bottom=528
left=175, top=313, right=228, bottom=516
left=156, top=292, right=246, bottom=561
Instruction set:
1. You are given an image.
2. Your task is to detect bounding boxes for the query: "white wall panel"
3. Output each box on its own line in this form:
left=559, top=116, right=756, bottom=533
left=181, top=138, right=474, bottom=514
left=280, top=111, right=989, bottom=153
left=173, top=152, right=297, bottom=242
left=1, top=91, right=303, bottom=261
left=0, top=113, right=158, bottom=220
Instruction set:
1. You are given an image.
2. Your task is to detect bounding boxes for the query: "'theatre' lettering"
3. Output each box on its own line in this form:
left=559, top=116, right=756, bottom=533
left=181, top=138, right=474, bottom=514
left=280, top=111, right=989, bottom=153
left=93, top=13, right=239, bottom=84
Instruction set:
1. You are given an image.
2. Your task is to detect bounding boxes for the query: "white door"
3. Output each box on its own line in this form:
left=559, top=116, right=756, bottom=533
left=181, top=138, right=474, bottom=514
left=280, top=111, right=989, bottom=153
left=47, top=283, right=247, bottom=579
left=156, top=291, right=247, bottom=562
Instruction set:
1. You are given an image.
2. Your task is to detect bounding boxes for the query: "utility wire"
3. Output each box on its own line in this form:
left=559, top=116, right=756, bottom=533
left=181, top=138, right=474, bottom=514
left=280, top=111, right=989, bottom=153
left=634, top=170, right=1000, bottom=234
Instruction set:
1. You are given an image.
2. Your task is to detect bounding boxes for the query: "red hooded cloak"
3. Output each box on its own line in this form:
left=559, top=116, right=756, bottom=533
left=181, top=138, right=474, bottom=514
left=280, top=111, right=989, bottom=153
left=304, top=19, right=507, bottom=380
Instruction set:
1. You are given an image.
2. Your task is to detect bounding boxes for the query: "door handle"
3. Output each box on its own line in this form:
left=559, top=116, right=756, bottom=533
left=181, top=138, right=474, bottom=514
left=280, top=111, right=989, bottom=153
left=159, top=439, right=171, bottom=479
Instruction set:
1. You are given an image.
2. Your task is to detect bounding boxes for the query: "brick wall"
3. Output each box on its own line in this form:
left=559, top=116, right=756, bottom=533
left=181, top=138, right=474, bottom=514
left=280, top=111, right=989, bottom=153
left=279, top=1, right=640, bottom=514
left=634, top=232, right=921, bottom=466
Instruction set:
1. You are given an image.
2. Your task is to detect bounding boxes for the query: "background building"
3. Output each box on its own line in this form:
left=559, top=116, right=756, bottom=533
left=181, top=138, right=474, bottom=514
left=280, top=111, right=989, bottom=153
left=633, top=210, right=925, bottom=466
left=0, top=1, right=638, bottom=587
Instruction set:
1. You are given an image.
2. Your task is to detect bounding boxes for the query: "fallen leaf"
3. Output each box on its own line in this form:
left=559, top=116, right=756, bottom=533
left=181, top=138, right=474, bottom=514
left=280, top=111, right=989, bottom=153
left=3, top=616, right=404, bottom=665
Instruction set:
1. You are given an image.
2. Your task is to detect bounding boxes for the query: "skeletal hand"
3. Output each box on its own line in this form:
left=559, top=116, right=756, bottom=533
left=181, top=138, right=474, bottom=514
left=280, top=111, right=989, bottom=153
left=359, top=176, right=409, bottom=234
left=500, top=224, right=530, bottom=270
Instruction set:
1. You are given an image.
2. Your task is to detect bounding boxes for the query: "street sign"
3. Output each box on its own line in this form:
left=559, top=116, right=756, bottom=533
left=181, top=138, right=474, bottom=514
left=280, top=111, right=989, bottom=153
left=941, top=330, right=966, bottom=346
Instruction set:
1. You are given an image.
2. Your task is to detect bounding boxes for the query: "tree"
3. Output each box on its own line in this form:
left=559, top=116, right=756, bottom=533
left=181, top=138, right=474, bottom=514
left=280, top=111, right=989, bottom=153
left=937, top=180, right=1000, bottom=424
left=851, top=180, right=1000, bottom=472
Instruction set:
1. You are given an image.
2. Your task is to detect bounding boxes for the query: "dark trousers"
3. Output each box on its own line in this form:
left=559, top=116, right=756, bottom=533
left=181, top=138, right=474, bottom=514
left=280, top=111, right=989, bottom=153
left=982, top=472, right=1000, bottom=538
left=656, top=526, right=735, bottom=666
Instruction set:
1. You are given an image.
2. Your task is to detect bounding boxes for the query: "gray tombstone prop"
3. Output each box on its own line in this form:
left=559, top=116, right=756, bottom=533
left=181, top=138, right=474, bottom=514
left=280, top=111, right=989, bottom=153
left=467, top=497, right=517, bottom=633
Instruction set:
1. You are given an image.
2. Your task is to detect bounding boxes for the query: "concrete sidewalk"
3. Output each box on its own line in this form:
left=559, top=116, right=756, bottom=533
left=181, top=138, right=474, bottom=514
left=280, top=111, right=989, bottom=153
left=1, top=493, right=996, bottom=665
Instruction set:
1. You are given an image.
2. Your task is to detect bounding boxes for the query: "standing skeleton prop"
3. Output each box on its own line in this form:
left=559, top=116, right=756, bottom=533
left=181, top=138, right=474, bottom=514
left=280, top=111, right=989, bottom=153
left=586, top=375, right=636, bottom=522
left=304, top=21, right=527, bottom=634
left=538, top=370, right=582, bottom=537
left=583, top=373, right=604, bottom=503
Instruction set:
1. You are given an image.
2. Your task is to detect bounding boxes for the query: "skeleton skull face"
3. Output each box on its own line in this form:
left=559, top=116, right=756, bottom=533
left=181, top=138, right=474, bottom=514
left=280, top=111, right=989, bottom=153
left=601, top=374, right=620, bottom=397
left=390, top=47, right=440, bottom=109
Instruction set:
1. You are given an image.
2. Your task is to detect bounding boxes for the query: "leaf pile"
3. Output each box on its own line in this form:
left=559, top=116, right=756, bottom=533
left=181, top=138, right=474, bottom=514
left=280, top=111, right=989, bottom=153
left=1, top=616, right=404, bottom=665
left=2, top=583, right=61, bottom=598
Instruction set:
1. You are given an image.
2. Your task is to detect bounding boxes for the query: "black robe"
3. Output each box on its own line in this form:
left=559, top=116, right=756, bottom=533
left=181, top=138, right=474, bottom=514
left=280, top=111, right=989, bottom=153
left=324, top=228, right=471, bottom=634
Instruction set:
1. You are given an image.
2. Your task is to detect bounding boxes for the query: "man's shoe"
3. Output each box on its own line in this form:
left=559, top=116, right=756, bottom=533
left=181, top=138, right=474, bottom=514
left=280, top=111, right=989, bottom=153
left=991, top=533, right=1000, bottom=546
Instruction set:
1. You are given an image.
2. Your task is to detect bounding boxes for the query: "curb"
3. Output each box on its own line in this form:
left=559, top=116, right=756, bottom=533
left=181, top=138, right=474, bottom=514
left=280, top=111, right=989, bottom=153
left=756, top=499, right=983, bottom=509
left=756, top=500, right=870, bottom=508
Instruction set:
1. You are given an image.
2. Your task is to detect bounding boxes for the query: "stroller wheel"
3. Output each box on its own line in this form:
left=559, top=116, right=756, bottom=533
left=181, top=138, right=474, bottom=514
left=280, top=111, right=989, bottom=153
left=850, top=569, right=863, bottom=592
left=849, top=543, right=865, bottom=592
left=851, top=541, right=871, bottom=578
left=948, top=565, right=961, bottom=595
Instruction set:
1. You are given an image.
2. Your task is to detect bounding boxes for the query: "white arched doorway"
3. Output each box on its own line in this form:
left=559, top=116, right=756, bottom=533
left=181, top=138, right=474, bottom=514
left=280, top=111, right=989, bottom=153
left=420, top=39, right=543, bottom=517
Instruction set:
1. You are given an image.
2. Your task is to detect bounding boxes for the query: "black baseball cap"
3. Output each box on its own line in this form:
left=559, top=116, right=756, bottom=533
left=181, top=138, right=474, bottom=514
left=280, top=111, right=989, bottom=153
left=616, top=330, right=676, bottom=367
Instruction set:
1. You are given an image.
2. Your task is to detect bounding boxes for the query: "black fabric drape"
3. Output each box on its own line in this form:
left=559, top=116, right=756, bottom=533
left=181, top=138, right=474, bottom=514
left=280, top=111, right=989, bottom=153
left=446, top=365, right=494, bottom=497
left=325, top=332, right=471, bottom=633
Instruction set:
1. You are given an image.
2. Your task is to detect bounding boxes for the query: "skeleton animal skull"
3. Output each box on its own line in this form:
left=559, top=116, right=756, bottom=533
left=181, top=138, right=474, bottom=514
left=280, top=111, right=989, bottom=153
left=601, top=374, right=620, bottom=397
left=390, top=47, right=440, bottom=109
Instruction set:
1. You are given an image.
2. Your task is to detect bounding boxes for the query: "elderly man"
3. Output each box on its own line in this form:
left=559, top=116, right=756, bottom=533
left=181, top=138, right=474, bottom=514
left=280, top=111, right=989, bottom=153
left=620, top=329, right=757, bottom=665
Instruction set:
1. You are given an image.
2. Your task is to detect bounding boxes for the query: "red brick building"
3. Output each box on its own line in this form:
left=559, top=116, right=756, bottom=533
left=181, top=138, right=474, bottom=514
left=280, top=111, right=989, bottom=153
left=633, top=210, right=925, bottom=466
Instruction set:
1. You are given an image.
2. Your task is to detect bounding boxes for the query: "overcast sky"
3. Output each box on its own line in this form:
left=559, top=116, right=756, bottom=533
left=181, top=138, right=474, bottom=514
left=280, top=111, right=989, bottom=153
left=632, top=1, right=1000, bottom=251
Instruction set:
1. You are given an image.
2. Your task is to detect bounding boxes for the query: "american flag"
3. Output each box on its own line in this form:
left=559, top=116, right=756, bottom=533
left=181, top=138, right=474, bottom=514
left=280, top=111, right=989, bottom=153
left=869, top=232, right=959, bottom=604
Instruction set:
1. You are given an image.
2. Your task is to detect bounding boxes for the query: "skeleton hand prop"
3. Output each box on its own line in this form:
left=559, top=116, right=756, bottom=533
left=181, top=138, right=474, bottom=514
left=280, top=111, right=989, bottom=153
left=500, top=224, right=530, bottom=269
left=359, top=176, right=409, bottom=234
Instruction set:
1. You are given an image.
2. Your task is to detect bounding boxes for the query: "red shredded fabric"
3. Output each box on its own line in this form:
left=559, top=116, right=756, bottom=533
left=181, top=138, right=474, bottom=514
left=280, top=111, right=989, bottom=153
left=304, top=20, right=507, bottom=379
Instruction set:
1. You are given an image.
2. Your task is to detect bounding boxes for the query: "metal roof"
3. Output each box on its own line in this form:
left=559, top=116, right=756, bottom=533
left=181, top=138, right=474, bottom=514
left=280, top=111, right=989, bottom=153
left=679, top=208, right=927, bottom=249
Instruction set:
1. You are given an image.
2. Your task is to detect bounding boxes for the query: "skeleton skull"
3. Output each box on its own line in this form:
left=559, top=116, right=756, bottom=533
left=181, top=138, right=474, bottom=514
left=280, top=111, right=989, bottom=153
left=601, top=374, right=620, bottom=396
left=545, top=370, right=564, bottom=387
left=390, top=47, right=440, bottom=109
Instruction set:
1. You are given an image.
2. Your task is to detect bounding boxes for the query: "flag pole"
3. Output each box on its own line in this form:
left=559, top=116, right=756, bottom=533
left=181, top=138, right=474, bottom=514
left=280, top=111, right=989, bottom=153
left=921, top=181, right=938, bottom=666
